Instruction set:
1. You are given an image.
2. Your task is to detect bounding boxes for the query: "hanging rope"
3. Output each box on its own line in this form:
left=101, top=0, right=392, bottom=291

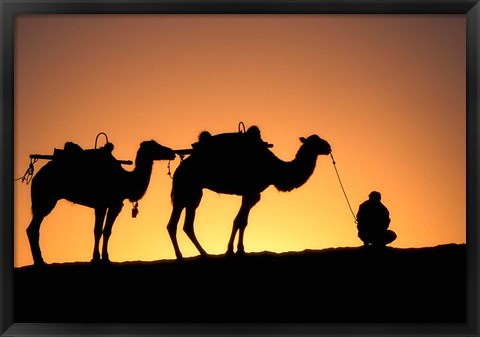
left=14, top=157, right=38, bottom=185
left=330, top=153, right=358, bottom=224
left=167, top=160, right=173, bottom=179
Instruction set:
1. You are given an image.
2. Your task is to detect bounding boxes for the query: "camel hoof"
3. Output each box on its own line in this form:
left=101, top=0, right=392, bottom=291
left=33, top=260, right=47, bottom=268
left=90, top=258, right=111, bottom=268
left=225, top=250, right=235, bottom=257
left=101, top=258, right=112, bottom=266
left=236, top=249, right=246, bottom=256
left=90, top=257, right=102, bottom=265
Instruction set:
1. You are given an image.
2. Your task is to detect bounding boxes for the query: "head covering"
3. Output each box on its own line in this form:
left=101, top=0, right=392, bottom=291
left=369, top=191, right=381, bottom=201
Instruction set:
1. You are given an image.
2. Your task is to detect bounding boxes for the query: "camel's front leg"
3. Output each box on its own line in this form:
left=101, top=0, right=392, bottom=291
left=101, top=203, right=123, bottom=263
left=227, top=193, right=261, bottom=256
left=92, top=207, right=107, bottom=263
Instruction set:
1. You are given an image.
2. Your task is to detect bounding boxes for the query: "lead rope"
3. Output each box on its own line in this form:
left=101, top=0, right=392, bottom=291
left=330, top=153, right=358, bottom=224
left=167, top=160, right=173, bottom=179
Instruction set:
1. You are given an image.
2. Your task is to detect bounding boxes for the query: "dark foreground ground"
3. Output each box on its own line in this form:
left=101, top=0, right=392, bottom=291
left=15, top=244, right=466, bottom=324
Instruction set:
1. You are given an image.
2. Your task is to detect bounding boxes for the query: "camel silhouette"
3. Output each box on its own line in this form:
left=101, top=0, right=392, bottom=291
left=26, top=140, right=176, bottom=266
left=166, top=126, right=332, bottom=259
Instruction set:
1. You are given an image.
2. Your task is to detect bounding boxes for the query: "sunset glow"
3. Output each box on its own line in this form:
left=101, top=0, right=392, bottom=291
left=14, top=14, right=466, bottom=267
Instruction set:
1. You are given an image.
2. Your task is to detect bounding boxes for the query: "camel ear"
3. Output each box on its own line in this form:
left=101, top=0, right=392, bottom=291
left=300, top=137, right=307, bottom=143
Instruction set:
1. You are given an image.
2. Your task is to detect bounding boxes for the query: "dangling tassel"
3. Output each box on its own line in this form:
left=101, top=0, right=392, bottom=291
left=132, top=202, right=139, bottom=218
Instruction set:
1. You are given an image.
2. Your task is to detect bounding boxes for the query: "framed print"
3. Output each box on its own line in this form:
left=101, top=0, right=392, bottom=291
left=1, top=1, right=479, bottom=336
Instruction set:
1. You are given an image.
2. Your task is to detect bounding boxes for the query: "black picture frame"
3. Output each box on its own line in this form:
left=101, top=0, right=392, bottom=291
left=1, top=1, right=478, bottom=336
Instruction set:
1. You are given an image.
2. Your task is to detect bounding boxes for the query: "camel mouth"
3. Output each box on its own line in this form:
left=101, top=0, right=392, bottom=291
left=151, top=150, right=176, bottom=161
left=165, top=150, right=176, bottom=160
left=321, top=143, right=332, bottom=155
left=152, top=150, right=175, bottom=161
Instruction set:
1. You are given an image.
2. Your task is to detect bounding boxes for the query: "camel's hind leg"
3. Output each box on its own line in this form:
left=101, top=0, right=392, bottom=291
left=226, top=193, right=261, bottom=256
left=27, top=215, right=47, bottom=266
left=27, top=198, right=57, bottom=266
left=167, top=203, right=185, bottom=260
left=183, top=190, right=208, bottom=257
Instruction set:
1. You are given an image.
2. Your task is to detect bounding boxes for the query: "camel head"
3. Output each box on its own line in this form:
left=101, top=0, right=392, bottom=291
left=137, top=140, right=176, bottom=162
left=299, top=135, right=332, bottom=156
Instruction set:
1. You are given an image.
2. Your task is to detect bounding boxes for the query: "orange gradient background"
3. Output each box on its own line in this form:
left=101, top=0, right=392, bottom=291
left=14, top=14, right=466, bottom=267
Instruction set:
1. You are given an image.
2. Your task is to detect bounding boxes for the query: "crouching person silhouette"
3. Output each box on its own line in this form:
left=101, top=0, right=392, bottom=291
left=356, top=191, right=397, bottom=247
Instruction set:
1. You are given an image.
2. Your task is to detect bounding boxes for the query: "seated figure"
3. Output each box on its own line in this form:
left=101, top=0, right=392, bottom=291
left=356, top=191, right=397, bottom=247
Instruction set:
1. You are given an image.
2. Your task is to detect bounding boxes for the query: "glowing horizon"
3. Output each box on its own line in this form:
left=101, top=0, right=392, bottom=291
left=14, top=14, right=466, bottom=267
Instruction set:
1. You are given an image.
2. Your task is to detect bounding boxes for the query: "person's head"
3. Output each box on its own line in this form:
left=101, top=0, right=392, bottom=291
left=368, top=191, right=382, bottom=202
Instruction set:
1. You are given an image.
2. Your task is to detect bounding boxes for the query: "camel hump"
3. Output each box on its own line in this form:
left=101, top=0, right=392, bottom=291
left=191, top=127, right=273, bottom=154
left=52, top=141, right=118, bottom=167
left=64, top=141, right=84, bottom=152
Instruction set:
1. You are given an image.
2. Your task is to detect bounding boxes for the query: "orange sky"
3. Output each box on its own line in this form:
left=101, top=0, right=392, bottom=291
left=14, top=14, right=466, bottom=267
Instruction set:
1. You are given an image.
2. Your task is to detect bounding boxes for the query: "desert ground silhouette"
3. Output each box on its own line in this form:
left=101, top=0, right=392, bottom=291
left=15, top=243, right=465, bottom=323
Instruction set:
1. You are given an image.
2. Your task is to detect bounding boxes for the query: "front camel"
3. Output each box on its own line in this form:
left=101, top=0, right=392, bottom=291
left=165, top=126, right=332, bottom=260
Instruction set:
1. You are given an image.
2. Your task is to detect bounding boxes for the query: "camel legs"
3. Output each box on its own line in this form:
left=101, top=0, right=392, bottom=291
left=27, top=215, right=47, bottom=266
left=92, top=208, right=107, bottom=263
left=183, top=190, right=208, bottom=257
left=101, top=203, right=123, bottom=262
left=167, top=204, right=184, bottom=259
left=226, top=193, right=261, bottom=256
left=27, top=197, right=57, bottom=266
left=167, top=189, right=206, bottom=259
left=92, top=204, right=122, bottom=264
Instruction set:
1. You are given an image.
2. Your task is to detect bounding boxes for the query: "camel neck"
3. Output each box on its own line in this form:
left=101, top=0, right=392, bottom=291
left=273, top=145, right=318, bottom=192
left=127, top=158, right=154, bottom=202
